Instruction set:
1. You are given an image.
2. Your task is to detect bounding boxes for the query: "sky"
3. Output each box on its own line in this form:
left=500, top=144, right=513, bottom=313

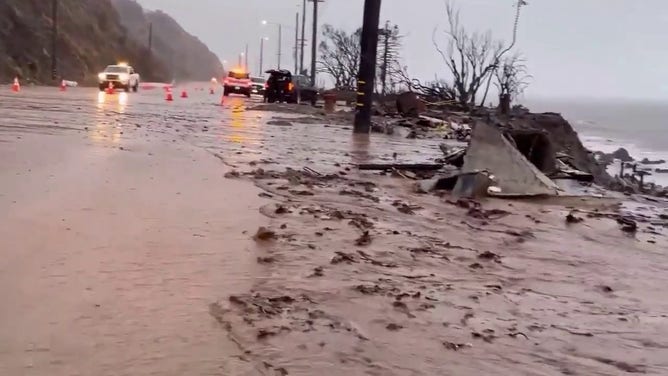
left=136, top=0, right=668, bottom=100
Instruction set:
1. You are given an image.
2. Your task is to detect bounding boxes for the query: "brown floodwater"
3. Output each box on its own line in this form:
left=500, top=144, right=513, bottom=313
left=0, top=85, right=452, bottom=375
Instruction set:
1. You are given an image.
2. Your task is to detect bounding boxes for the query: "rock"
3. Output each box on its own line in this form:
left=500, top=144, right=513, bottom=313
left=267, top=119, right=293, bottom=126
left=655, top=168, right=668, bottom=174
left=616, top=216, right=638, bottom=233
left=253, top=227, right=276, bottom=241
left=478, top=251, right=501, bottom=262
left=442, top=341, right=470, bottom=351
left=386, top=323, right=403, bottom=331
left=566, top=211, right=584, bottom=224
left=396, top=92, right=425, bottom=117
left=640, top=157, right=665, bottom=165
left=331, top=251, right=356, bottom=264
left=355, top=231, right=372, bottom=246
left=224, top=170, right=241, bottom=178
left=257, top=256, right=276, bottom=264
left=309, top=266, right=324, bottom=277
left=611, top=147, right=634, bottom=162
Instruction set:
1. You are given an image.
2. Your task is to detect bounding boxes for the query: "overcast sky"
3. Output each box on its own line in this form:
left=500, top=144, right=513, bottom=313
left=136, top=0, right=668, bottom=100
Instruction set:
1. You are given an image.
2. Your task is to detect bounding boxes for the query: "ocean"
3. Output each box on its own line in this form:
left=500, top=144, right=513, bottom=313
left=524, top=98, right=668, bottom=187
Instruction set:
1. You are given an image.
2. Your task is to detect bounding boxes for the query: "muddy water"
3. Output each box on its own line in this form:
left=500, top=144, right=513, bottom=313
left=0, top=86, right=283, bottom=375
left=0, top=85, right=446, bottom=375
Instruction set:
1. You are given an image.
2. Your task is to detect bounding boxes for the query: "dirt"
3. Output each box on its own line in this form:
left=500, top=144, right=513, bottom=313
left=211, top=161, right=668, bottom=375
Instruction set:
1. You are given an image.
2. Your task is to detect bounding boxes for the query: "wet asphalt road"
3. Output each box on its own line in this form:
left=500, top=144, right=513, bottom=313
left=0, top=84, right=447, bottom=375
left=0, top=86, right=272, bottom=375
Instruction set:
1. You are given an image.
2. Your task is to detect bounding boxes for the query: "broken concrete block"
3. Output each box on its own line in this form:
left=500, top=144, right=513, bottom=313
left=457, top=122, right=559, bottom=197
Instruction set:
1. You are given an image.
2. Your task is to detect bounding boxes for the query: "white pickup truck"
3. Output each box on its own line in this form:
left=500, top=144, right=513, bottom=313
left=98, top=64, right=140, bottom=92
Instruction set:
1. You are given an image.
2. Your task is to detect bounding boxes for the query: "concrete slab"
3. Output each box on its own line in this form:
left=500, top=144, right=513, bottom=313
left=456, top=122, right=559, bottom=197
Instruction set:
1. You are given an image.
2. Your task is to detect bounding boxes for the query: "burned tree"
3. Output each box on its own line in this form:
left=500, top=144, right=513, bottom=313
left=396, top=67, right=456, bottom=101
left=433, top=2, right=506, bottom=108
left=318, top=25, right=362, bottom=89
left=495, top=54, right=531, bottom=113
left=319, top=22, right=405, bottom=92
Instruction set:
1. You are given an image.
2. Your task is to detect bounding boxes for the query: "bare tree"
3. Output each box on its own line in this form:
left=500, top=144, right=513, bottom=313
left=495, top=54, right=531, bottom=101
left=495, top=54, right=531, bottom=113
left=396, top=67, right=456, bottom=101
left=318, top=25, right=362, bottom=90
left=433, top=3, right=505, bottom=108
left=479, top=0, right=528, bottom=106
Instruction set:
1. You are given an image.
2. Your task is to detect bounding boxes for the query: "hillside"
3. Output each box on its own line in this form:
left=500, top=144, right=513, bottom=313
left=112, top=0, right=224, bottom=81
left=0, top=0, right=169, bottom=84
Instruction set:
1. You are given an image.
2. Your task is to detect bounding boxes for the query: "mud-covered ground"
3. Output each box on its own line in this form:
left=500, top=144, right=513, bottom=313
left=1, top=86, right=668, bottom=375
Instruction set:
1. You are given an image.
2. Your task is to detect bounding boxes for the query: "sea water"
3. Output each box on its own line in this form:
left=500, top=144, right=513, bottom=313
left=525, top=98, right=668, bottom=187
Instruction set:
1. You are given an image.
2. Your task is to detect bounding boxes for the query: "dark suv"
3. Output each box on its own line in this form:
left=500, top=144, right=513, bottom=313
left=264, top=70, right=318, bottom=105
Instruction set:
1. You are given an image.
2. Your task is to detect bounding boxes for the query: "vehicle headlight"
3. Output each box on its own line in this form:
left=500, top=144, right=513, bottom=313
left=98, top=73, right=105, bottom=81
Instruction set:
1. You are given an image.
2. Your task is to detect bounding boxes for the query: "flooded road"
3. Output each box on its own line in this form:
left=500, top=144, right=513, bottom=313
left=5, top=86, right=662, bottom=375
left=0, top=86, right=275, bottom=375
left=0, top=85, right=448, bottom=375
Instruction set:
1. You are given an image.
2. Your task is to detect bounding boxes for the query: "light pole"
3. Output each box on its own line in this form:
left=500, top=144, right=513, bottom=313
left=238, top=52, right=245, bottom=69
left=245, top=43, right=249, bottom=71
left=300, top=0, right=306, bottom=75
left=259, top=37, right=269, bottom=73
left=263, top=20, right=299, bottom=72
left=262, top=20, right=283, bottom=69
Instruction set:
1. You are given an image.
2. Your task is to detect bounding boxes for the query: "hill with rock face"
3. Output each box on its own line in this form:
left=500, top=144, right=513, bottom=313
left=111, top=0, right=224, bottom=81
left=0, top=0, right=169, bottom=84
left=0, top=0, right=222, bottom=85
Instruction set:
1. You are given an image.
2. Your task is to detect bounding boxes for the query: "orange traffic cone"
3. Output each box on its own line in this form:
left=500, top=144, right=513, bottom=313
left=165, top=88, right=174, bottom=101
left=60, top=80, right=67, bottom=92
left=180, top=89, right=188, bottom=98
left=11, top=77, right=20, bottom=92
left=105, top=82, right=114, bottom=94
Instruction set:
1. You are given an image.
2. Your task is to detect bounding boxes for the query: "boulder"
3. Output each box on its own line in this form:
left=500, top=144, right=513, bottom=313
left=640, top=157, right=666, bottom=165
left=611, top=148, right=634, bottom=162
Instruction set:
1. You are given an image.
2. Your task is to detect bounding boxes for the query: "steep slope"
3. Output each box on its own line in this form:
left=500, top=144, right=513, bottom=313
left=112, top=0, right=224, bottom=81
left=0, top=0, right=169, bottom=84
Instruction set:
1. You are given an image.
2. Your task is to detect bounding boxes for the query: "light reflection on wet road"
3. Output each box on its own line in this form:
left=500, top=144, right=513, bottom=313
left=0, top=85, right=446, bottom=375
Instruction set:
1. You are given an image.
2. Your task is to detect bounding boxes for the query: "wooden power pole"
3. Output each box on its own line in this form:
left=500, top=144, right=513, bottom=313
left=51, top=0, right=58, bottom=81
left=308, top=0, right=323, bottom=86
left=300, top=0, right=307, bottom=74
left=353, top=0, right=382, bottom=133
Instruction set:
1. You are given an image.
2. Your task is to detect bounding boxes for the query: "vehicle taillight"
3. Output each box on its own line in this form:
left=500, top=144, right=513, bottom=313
left=224, top=78, right=230, bottom=85
left=288, top=83, right=295, bottom=92
left=264, top=82, right=269, bottom=89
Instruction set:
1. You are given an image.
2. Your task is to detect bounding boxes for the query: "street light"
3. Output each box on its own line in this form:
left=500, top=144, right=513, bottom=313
left=259, top=37, right=269, bottom=74
left=238, top=52, right=245, bottom=69
left=261, top=20, right=283, bottom=69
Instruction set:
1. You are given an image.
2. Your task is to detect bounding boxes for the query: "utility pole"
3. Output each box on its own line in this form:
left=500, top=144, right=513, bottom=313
left=294, top=11, right=299, bottom=74
left=353, top=0, right=382, bottom=133
left=148, top=22, right=153, bottom=52
left=278, top=24, right=282, bottom=69
left=51, top=0, right=58, bottom=81
left=260, top=38, right=265, bottom=73
left=245, top=43, right=249, bottom=71
left=300, top=0, right=306, bottom=74
left=309, top=0, right=323, bottom=85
